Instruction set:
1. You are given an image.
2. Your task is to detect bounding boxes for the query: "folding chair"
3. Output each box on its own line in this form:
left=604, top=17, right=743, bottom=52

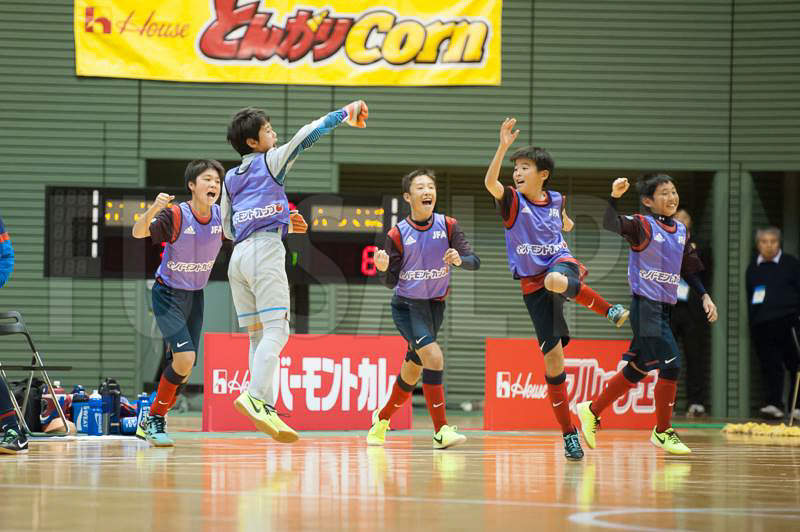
left=789, top=317, right=800, bottom=427
left=0, top=311, right=72, bottom=436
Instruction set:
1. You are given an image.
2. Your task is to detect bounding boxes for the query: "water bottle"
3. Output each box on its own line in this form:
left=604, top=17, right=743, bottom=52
left=72, top=390, right=89, bottom=433
left=136, top=392, right=151, bottom=429
left=120, top=416, right=138, bottom=435
left=100, top=379, right=122, bottom=434
left=88, top=390, right=103, bottom=436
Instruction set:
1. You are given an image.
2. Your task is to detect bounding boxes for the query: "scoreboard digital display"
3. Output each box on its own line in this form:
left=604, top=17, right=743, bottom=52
left=45, top=186, right=404, bottom=284
left=310, top=204, right=384, bottom=233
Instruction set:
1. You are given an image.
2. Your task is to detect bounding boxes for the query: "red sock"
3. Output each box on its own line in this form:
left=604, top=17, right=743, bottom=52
left=592, top=370, right=637, bottom=417
left=422, top=368, right=447, bottom=433
left=545, top=374, right=574, bottom=434
left=150, top=366, right=186, bottom=417
left=655, top=377, right=678, bottom=432
left=379, top=377, right=413, bottom=421
left=574, top=283, right=612, bottom=318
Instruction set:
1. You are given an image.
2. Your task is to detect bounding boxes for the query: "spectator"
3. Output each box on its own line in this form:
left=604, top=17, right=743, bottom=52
left=746, top=227, right=800, bottom=420
left=670, top=208, right=711, bottom=417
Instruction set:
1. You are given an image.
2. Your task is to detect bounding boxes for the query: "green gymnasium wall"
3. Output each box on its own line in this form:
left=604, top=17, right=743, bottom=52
left=0, top=0, right=797, bottom=414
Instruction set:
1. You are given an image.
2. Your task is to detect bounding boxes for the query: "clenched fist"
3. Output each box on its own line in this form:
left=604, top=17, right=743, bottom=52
left=288, top=211, right=308, bottom=234
left=152, top=192, right=175, bottom=211
left=443, top=248, right=462, bottom=267
left=344, top=100, right=368, bottom=128
left=374, top=249, right=389, bottom=272
left=611, top=178, right=630, bottom=198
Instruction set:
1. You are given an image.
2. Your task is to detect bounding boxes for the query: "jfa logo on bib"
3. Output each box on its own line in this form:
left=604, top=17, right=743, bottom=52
left=432, top=230, right=446, bottom=239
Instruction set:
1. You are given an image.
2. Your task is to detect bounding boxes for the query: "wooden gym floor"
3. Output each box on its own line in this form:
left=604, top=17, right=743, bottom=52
left=1, top=413, right=799, bottom=531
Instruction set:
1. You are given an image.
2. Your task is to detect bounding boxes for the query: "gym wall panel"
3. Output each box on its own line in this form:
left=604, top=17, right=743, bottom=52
left=532, top=0, right=731, bottom=170
left=732, top=1, right=800, bottom=170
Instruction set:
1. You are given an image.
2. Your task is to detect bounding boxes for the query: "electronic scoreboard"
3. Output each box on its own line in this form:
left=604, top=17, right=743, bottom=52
left=45, top=186, right=405, bottom=284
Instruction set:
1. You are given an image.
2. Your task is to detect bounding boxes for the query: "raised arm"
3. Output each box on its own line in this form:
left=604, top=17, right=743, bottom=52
left=485, top=118, right=519, bottom=201
left=603, top=178, right=648, bottom=247
left=266, top=101, right=368, bottom=184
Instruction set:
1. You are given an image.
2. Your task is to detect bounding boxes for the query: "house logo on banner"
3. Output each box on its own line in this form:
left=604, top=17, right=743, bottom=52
left=83, top=6, right=191, bottom=38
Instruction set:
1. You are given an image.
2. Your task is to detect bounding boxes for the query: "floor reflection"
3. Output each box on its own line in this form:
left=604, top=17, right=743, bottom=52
left=2, top=430, right=800, bottom=531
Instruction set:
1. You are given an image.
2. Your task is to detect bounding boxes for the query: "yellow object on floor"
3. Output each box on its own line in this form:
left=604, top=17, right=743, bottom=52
left=722, top=422, right=800, bottom=437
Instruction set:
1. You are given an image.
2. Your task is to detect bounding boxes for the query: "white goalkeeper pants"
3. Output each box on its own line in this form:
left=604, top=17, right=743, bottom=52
left=228, top=230, right=291, bottom=405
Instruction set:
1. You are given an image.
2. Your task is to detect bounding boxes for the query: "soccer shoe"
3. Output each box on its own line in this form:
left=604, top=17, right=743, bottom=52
left=136, top=415, right=174, bottom=447
left=759, top=405, right=784, bottom=419
left=563, top=431, right=584, bottom=461
left=433, top=425, right=467, bottom=450
left=0, top=428, right=28, bottom=455
left=606, top=304, right=630, bottom=328
left=233, top=390, right=298, bottom=443
left=686, top=404, right=706, bottom=417
left=269, top=412, right=299, bottom=444
left=577, top=401, right=599, bottom=449
left=650, top=427, right=691, bottom=455
left=371, top=408, right=391, bottom=430
left=366, top=410, right=390, bottom=446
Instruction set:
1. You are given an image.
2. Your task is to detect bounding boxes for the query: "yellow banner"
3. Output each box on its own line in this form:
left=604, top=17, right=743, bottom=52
left=74, top=0, right=501, bottom=86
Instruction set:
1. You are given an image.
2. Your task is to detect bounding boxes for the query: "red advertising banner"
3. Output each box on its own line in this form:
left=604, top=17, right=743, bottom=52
left=203, top=334, right=412, bottom=431
left=484, top=338, right=658, bottom=430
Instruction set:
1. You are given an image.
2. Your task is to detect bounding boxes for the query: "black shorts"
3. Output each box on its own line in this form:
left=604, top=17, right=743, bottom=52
left=152, top=281, right=204, bottom=362
left=623, top=295, right=681, bottom=372
left=391, top=295, right=446, bottom=365
left=523, top=262, right=580, bottom=353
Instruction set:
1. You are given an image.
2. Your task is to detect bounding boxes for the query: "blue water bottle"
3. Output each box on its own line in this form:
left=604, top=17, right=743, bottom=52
left=88, top=390, right=103, bottom=436
left=71, top=390, right=89, bottom=433
left=136, top=392, right=151, bottom=429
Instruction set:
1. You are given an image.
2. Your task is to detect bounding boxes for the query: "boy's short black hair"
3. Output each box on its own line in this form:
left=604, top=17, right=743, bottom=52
left=401, top=168, right=436, bottom=194
left=636, top=172, right=675, bottom=199
left=509, top=146, right=555, bottom=181
left=185, top=159, right=224, bottom=193
left=227, top=107, right=270, bottom=156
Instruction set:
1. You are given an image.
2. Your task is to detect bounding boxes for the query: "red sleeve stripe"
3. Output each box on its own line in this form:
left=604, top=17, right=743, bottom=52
left=504, top=188, right=519, bottom=229
left=169, top=205, right=182, bottom=244
left=388, top=227, right=403, bottom=255
left=630, top=214, right=652, bottom=252
left=0, top=233, right=9, bottom=243
left=445, top=216, right=457, bottom=243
